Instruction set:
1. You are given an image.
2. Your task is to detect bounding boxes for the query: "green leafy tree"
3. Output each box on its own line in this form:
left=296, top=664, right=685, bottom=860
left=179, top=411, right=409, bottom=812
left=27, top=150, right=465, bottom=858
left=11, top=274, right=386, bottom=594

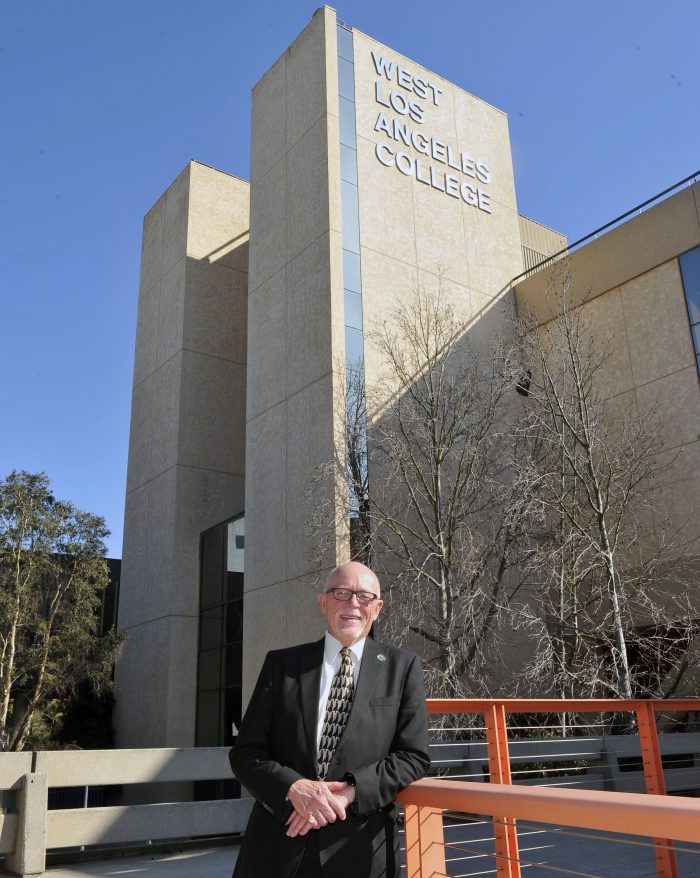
left=0, top=471, right=124, bottom=750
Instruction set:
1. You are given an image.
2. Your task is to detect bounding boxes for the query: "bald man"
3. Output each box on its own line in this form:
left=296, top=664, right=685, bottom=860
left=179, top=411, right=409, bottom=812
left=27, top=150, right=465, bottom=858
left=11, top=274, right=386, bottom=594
left=230, top=562, right=430, bottom=878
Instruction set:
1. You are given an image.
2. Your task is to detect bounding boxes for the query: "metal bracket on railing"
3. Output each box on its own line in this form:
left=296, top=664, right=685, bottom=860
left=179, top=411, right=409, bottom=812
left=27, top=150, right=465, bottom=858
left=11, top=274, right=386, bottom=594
left=636, top=702, right=679, bottom=878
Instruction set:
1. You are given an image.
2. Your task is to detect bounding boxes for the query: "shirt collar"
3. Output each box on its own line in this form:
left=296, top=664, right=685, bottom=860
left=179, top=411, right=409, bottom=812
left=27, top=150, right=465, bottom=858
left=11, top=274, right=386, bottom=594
left=324, top=631, right=366, bottom=664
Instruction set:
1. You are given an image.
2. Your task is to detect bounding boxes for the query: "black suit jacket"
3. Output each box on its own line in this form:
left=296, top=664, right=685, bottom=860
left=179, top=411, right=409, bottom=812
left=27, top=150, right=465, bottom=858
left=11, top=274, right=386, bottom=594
left=229, top=636, right=430, bottom=878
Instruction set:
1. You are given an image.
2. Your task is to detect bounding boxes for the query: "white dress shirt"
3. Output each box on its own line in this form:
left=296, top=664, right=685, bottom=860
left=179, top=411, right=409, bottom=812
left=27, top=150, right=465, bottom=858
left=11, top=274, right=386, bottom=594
left=316, top=632, right=365, bottom=753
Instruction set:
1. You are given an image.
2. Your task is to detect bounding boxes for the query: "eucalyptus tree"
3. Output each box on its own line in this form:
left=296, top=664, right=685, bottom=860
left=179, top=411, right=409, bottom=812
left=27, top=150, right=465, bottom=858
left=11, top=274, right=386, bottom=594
left=0, top=470, right=123, bottom=750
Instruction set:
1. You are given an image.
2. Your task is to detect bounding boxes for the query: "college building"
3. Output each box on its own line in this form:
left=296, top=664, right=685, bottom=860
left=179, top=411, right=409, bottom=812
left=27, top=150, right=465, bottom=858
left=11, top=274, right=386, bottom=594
left=114, top=6, right=700, bottom=749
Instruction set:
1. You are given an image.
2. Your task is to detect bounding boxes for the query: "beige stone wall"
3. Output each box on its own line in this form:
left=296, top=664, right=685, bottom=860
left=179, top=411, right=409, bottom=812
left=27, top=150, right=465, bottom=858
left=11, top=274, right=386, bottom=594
left=242, top=9, right=526, bottom=701
left=116, top=162, right=249, bottom=747
left=514, top=183, right=700, bottom=551
left=519, top=214, right=567, bottom=272
left=351, top=27, right=523, bottom=391
left=243, top=7, right=346, bottom=699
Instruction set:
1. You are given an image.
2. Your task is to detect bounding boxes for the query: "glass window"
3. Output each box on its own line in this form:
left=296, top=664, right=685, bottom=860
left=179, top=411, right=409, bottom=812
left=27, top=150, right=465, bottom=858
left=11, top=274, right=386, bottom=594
left=197, top=515, right=244, bottom=754
left=680, top=246, right=700, bottom=324
left=227, top=518, right=244, bottom=573
left=338, top=57, right=355, bottom=102
left=200, top=527, right=224, bottom=608
left=224, top=642, right=243, bottom=687
left=344, top=289, right=363, bottom=330
left=690, top=322, right=700, bottom=356
left=225, top=601, right=243, bottom=644
left=226, top=571, right=243, bottom=603
left=343, top=249, right=361, bottom=293
left=345, top=326, right=365, bottom=368
left=198, top=647, right=222, bottom=691
left=200, top=605, right=223, bottom=650
left=196, top=691, right=220, bottom=747
left=341, top=181, right=360, bottom=253
left=340, top=144, right=357, bottom=185
left=337, top=25, right=353, bottom=63
left=339, top=97, right=356, bottom=147
left=223, top=686, right=242, bottom=744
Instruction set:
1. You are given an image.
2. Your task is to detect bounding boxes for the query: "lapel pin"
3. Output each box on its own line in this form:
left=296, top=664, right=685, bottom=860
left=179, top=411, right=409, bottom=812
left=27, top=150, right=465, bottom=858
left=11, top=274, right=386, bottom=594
left=377, top=654, right=386, bottom=662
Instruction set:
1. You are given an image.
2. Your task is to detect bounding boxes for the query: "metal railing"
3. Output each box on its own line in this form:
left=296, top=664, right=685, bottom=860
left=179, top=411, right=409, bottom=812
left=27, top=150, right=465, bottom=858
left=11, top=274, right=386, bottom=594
left=0, top=697, right=699, bottom=876
left=398, top=778, right=700, bottom=878
left=403, top=698, right=700, bottom=878
left=509, top=169, right=700, bottom=287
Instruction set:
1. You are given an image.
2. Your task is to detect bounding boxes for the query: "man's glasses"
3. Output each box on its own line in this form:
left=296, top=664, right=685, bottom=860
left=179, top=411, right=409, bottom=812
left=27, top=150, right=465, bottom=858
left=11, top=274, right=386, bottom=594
left=325, top=588, right=379, bottom=605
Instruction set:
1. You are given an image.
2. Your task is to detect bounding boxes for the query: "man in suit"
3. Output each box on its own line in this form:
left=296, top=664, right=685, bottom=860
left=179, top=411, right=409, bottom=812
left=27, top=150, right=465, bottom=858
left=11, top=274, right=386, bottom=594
left=229, top=561, right=430, bottom=878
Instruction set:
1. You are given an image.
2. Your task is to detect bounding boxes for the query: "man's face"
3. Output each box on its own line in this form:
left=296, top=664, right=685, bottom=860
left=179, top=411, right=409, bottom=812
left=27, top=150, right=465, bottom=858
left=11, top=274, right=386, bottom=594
left=317, top=562, right=383, bottom=647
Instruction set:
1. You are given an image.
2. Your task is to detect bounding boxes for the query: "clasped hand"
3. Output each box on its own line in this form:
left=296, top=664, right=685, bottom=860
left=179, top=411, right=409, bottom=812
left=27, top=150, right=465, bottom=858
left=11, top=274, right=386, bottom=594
left=286, top=778, right=356, bottom=837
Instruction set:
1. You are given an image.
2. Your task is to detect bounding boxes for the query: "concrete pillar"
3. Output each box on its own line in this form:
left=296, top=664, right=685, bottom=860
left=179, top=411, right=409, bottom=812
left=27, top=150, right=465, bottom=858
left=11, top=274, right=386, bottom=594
left=5, top=772, right=47, bottom=876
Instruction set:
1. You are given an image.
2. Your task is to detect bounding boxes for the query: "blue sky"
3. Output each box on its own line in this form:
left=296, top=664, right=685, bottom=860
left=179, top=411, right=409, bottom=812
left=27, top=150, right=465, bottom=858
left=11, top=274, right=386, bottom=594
left=2, top=0, right=698, bottom=557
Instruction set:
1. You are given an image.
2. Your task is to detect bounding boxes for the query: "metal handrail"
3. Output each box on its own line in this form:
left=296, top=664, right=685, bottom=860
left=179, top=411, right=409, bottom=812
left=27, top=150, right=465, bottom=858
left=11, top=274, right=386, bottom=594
left=397, top=778, right=700, bottom=844
left=426, top=697, right=700, bottom=714
left=510, top=169, right=700, bottom=288
left=419, top=697, right=700, bottom=878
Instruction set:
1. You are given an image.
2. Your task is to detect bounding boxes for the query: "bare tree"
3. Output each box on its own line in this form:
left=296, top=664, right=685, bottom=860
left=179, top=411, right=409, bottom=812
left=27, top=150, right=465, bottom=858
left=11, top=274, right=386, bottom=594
left=512, top=269, right=700, bottom=703
left=308, top=281, right=529, bottom=697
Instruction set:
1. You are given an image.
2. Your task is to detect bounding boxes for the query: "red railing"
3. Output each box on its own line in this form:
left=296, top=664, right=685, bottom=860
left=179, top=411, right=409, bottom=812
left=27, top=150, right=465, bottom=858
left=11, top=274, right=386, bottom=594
left=398, top=698, right=700, bottom=878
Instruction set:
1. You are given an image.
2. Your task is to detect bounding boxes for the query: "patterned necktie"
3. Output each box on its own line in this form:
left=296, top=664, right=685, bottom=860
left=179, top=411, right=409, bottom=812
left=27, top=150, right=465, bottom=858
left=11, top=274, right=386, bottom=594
left=317, top=647, right=355, bottom=780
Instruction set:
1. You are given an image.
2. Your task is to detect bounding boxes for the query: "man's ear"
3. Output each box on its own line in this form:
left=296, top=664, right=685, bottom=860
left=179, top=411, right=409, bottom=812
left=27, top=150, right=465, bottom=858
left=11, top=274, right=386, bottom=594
left=317, top=592, right=326, bottom=612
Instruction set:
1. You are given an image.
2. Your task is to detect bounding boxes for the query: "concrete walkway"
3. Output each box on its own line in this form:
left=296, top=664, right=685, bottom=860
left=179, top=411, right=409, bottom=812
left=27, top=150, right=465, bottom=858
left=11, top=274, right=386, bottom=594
left=3, top=831, right=699, bottom=878
left=3, top=847, right=240, bottom=878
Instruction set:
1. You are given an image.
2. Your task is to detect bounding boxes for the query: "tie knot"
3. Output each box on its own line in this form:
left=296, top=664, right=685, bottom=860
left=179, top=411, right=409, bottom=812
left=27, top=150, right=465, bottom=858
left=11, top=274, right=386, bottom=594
left=340, top=647, right=352, bottom=663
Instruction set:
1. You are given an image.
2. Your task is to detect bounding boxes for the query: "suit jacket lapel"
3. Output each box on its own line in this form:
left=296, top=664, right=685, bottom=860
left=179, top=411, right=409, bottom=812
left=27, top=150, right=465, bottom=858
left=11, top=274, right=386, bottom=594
left=298, top=638, right=325, bottom=777
left=337, top=637, right=383, bottom=747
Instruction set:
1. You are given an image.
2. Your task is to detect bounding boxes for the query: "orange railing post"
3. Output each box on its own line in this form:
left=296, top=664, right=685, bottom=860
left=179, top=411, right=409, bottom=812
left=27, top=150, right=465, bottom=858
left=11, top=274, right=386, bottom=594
left=403, top=803, right=447, bottom=878
left=636, top=700, right=679, bottom=878
left=484, top=702, right=521, bottom=878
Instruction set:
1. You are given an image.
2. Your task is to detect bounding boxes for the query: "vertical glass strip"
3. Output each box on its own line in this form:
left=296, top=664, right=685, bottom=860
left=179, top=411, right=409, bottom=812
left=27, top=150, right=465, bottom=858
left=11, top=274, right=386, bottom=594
left=337, top=24, right=370, bottom=562
left=679, top=246, right=700, bottom=380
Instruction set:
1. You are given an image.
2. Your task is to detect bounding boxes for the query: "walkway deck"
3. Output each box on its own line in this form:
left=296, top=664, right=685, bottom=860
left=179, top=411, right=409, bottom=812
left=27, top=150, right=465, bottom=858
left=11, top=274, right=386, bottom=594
left=2, top=847, right=240, bottom=878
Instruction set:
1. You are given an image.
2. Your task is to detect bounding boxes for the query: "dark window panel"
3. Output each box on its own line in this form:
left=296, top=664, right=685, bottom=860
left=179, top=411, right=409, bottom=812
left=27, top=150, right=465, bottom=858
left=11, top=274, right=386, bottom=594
left=196, top=690, right=220, bottom=747
left=198, top=647, right=222, bottom=691
left=223, top=642, right=243, bottom=688
left=201, top=526, right=225, bottom=608
left=226, top=571, right=244, bottom=603
left=223, top=685, right=243, bottom=744
left=200, top=606, right=223, bottom=651
left=225, top=601, right=243, bottom=644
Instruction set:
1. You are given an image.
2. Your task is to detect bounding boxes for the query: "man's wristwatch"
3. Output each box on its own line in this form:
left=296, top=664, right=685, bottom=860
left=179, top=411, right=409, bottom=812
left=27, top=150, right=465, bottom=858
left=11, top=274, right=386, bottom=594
left=343, top=772, right=359, bottom=815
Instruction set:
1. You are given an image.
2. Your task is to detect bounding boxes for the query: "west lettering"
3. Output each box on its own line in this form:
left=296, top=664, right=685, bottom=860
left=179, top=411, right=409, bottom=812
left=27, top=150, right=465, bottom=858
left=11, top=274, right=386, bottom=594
left=371, top=52, right=396, bottom=80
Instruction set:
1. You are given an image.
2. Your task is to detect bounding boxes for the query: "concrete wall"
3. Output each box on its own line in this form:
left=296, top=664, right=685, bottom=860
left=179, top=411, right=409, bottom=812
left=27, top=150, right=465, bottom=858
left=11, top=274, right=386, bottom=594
left=519, top=214, right=567, bottom=271
left=243, top=7, right=346, bottom=699
left=242, top=7, right=525, bottom=700
left=116, top=162, right=249, bottom=746
left=352, top=22, right=523, bottom=375
left=514, top=182, right=700, bottom=552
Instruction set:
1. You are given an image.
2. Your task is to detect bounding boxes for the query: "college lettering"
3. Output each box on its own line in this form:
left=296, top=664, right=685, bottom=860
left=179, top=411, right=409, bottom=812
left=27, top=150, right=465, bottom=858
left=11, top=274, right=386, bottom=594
left=369, top=52, right=493, bottom=215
